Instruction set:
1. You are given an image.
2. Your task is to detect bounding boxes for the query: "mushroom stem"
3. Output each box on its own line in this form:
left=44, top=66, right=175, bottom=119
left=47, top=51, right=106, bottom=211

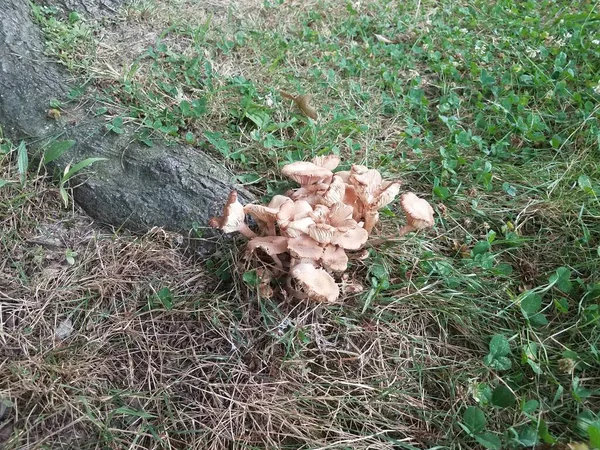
left=363, top=211, right=379, bottom=233
left=398, top=224, right=416, bottom=236
left=270, top=254, right=284, bottom=276
left=239, top=223, right=258, bottom=239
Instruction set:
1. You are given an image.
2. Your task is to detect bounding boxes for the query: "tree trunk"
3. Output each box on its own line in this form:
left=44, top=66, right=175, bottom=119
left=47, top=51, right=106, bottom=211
left=0, top=0, right=252, bottom=253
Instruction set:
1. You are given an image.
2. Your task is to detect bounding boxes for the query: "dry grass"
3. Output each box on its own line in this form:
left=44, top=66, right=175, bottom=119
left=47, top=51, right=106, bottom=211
left=0, top=149, right=467, bottom=449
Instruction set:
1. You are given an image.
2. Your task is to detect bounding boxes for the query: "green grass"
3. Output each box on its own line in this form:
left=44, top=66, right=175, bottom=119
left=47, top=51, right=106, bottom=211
left=1, top=0, right=599, bottom=448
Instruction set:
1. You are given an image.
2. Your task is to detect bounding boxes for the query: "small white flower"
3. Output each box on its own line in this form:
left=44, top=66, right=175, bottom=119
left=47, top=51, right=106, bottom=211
left=460, top=28, right=468, bottom=34
left=594, top=81, right=600, bottom=95
left=564, top=32, right=572, bottom=39
left=592, top=39, right=600, bottom=45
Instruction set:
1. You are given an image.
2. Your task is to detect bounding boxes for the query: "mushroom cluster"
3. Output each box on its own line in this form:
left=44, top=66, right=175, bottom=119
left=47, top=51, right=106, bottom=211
left=209, top=155, right=434, bottom=303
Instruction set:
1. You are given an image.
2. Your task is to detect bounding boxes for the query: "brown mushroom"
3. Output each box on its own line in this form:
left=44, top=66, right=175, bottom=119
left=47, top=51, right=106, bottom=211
left=331, top=225, right=369, bottom=250
left=287, top=235, right=324, bottom=260
left=246, top=235, right=289, bottom=272
left=348, top=165, right=402, bottom=232
left=312, top=154, right=341, bottom=171
left=321, top=244, right=348, bottom=272
left=399, top=192, right=435, bottom=236
left=285, top=217, right=316, bottom=238
left=277, top=200, right=313, bottom=230
left=281, top=161, right=333, bottom=186
left=244, top=204, right=279, bottom=236
left=289, top=262, right=340, bottom=302
left=209, top=191, right=256, bottom=238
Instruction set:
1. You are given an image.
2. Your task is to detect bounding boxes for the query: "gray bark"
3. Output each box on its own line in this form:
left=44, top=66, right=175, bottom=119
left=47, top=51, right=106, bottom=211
left=0, top=0, right=252, bottom=252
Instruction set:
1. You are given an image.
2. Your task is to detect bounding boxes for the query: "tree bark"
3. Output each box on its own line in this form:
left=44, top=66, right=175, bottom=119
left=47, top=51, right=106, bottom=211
left=0, top=0, right=252, bottom=252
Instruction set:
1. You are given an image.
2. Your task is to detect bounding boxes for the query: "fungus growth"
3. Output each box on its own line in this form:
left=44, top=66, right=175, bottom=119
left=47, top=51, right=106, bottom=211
left=209, top=155, right=435, bottom=303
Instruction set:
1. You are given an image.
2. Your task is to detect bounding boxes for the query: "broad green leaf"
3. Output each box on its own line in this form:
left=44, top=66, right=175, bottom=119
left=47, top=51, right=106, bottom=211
left=578, top=174, right=593, bottom=192
left=62, top=157, right=108, bottom=182
left=588, top=424, right=600, bottom=449
left=485, top=354, right=512, bottom=370
left=554, top=297, right=569, bottom=313
left=472, top=241, right=491, bottom=256
left=549, top=266, right=572, bottom=293
left=463, top=406, right=486, bottom=434
left=204, top=131, right=231, bottom=158
left=489, top=334, right=510, bottom=357
left=474, top=432, right=501, bottom=450
left=492, top=385, right=516, bottom=408
left=44, top=140, right=76, bottom=165
left=521, top=292, right=542, bottom=316
left=157, top=287, right=173, bottom=310
left=242, top=270, right=260, bottom=287
left=514, top=425, right=539, bottom=446
left=522, top=399, right=539, bottom=414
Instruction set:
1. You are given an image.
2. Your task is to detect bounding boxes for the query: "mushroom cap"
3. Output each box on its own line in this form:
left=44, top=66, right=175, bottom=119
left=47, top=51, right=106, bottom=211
left=349, top=166, right=383, bottom=205
left=246, top=236, right=289, bottom=255
left=335, top=170, right=351, bottom=183
left=285, top=217, right=316, bottom=237
left=208, top=190, right=246, bottom=234
left=277, top=200, right=313, bottom=224
left=268, top=195, right=293, bottom=209
left=332, top=225, right=369, bottom=250
left=309, top=204, right=330, bottom=223
left=312, top=154, right=341, bottom=171
left=281, top=161, right=333, bottom=185
left=244, top=204, right=279, bottom=223
left=321, top=244, right=348, bottom=272
left=287, top=235, right=324, bottom=260
left=308, top=223, right=337, bottom=244
left=290, top=262, right=340, bottom=302
left=400, top=192, right=435, bottom=229
left=376, top=181, right=402, bottom=209
left=320, top=175, right=346, bottom=207
left=327, top=203, right=356, bottom=230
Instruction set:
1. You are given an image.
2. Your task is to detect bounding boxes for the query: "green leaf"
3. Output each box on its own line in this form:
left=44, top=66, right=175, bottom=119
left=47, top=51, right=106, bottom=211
left=527, top=359, right=543, bottom=374
left=588, top=424, right=600, bottom=449
left=489, top=334, right=510, bottom=357
left=59, top=185, right=69, bottom=207
left=472, top=241, right=491, bottom=256
left=484, top=354, right=512, bottom=371
left=521, top=292, right=542, bottom=316
left=433, top=185, right=450, bottom=199
left=44, top=140, right=76, bottom=165
left=480, top=69, right=496, bottom=86
left=62, top=157, right=108, bottom=182
left=514, top=425, right=539, bottom=446
left=549, top=266, right=572, bottom=293
left=204, top=131, right=231, bottom=158
left=157, top=287, right=173, bottom=310
left=491, top=385, right=516, bottom=408
left=17, top=141, right=28, bottom=183
left=554, top=297, right=569, bottom=313
left=578, top=174, right=593, bottom=193
left=522, top=399, right=539, bottom=414
left=463, top=406, right=486, bottom=434
left=474, top=432, right=501, bottom=450
left=538, top=419, right=556, bottom=444
left=242, top=270, right=260, bottom=287
left=114, top=406, right=156, bottom=419
left=502, top=182, right=517, bottom=197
